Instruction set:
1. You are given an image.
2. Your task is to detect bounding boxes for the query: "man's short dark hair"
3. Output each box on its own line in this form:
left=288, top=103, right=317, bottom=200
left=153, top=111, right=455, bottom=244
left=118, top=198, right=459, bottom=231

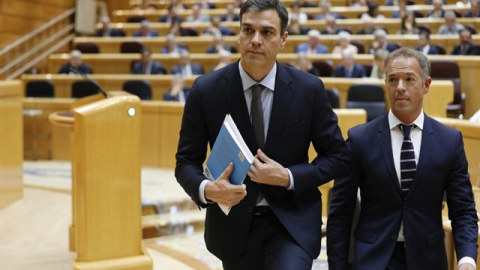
left=140, top=47, right=152, bottom=55
left=239, top=0, right=289, bottom=36
left=385, top=47, right=431, bottom=82
left=419, top=30, right=430, bottom=40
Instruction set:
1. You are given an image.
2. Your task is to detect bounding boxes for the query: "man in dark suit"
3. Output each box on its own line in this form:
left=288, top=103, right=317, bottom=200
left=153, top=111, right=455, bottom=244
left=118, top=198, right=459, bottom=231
left=175, top=0, right=349, bottom=269
left=369, top=29, right=400, bottom=54
left=131, top=47, right=166, bottom=75
left=415, top=31, right=442, bottom=55
left=205, top=33, right=238, bottom=54
left=58, top=50, right=92, bottom=74
left=132, top=20, right=158, bottom=37
left=171, top=51, right=204, bottom=76
left=95, top=16, right=125, bottom=37
left=332, top=50, right=366, bottom=78
left=327, top=48, right=478, bottom=270
left=451, top=29, right=480, bottom=55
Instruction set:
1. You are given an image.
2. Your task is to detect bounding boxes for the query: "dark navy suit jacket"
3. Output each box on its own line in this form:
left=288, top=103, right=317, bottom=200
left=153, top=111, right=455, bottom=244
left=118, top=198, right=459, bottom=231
left=131, top=61, right=167, bottom=74
left=327, top=114, right=478, bottom=270
left=58, top=63, right=92, bottom=74
left=415, top=45, right=442, bottom=55
left=450, top=44, right=480, bottom=55
left=332, top=64, right=366, bottom=78
left=175, top=61, right=349, bottom=261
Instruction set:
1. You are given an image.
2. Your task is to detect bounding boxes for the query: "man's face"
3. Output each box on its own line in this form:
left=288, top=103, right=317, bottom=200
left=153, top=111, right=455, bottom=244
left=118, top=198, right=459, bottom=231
left=445, top=15, right=456, bottom=29
left=238, top=9, right=287, bottom=74
left=460, top=30, right=471, bottom=45
left=342, top=54, right=354, bottom=69
left=70, top=55, right=82, bottom=67
left=385, top=57, right=431, bottom=122
left=141, top=51, right=151, bottom=63
left=418, top=35, right=428, bottom=47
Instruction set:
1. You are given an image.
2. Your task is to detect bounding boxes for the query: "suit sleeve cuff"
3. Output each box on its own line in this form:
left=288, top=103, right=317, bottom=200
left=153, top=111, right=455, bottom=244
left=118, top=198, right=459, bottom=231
left=286, top=168, right=294, bottom=190
left=458, top=257, right=476, bottom=269
left=199, top=179, right=211, bottom=204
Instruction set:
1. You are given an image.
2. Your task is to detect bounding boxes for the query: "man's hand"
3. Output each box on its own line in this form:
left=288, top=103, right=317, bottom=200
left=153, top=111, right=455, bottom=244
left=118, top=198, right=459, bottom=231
left=205, top=163, right=247, bottom=207
left=248, top=149, right=290, bottom=188
left=459, top=263, right=476, bottom=270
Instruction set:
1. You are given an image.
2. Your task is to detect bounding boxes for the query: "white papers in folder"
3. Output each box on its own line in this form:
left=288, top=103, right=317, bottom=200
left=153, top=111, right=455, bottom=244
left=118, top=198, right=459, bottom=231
left=204, top=114, right=254, bottom=215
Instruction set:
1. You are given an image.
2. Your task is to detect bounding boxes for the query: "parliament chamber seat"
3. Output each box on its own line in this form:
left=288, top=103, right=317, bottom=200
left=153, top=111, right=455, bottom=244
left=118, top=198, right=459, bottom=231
left=25, top=80, right=55, bottom=98
left=325, top=88, right=340, bottom=109
left=122, top=80, right=152, bottom=100
left=430, top=61, right=465, bottom=117
left=71, top=81, right=100, bottom=98
left=74, top=42, right=100, bottom=54
left=346, top=84, right=386, bottom=122
left=120, top=41, right=144, bottom=53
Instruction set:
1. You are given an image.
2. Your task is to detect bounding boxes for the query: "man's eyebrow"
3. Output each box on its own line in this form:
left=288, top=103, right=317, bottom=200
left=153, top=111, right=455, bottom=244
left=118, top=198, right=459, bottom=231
left=241, top=22, right=277, bottom=31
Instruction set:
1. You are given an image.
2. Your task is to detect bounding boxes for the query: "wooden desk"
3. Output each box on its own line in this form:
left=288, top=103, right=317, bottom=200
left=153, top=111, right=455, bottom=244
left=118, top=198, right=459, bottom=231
left=21, top=74, right=453, bottom=118
left=0, top=80, right=23, bottom=209
left=23, top=98, right=367, bottom=168
left=73, top=34, right=480, bottom=57
left=46, top=53, right=478, bottom=117
left=433, top=117, right=480, bottom=187
left=128, top=0, right=351, bottom=9
left=112, top=5, right=470, bottom=22
left=103, top=18, right=480, bottom=38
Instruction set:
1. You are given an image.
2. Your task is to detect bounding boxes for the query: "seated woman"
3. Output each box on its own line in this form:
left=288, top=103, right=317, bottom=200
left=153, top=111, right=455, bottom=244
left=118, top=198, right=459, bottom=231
left=397, top=13, right=420, bottom=35
left=332, top=31, right=358, bottom=54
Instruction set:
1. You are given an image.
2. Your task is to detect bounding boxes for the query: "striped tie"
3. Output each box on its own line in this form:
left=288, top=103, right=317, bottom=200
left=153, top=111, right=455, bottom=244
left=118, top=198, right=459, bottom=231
left=399, top=124, right=416, bottom=199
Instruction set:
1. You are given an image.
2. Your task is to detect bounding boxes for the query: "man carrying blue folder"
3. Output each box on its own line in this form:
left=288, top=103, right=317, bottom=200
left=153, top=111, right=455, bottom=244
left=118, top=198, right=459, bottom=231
left=175, top=0, right=349, bottom=269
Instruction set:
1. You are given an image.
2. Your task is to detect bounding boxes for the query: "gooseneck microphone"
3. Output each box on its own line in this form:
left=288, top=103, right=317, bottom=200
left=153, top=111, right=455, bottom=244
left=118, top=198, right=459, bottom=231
left=69, top=66, right=109, bottom=98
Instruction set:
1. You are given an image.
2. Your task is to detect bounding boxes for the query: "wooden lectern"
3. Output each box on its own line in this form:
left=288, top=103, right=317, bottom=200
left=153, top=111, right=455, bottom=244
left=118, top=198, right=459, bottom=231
left=50, top=93, right=152, bottom=270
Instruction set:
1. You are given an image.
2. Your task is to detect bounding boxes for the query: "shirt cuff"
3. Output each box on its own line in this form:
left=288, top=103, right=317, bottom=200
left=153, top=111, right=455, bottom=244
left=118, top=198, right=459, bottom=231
left=199, top=179, right=211, bottom=204
left=458, top=257, right=476, bottom=269
left=286, top=168, right=294, bottom=190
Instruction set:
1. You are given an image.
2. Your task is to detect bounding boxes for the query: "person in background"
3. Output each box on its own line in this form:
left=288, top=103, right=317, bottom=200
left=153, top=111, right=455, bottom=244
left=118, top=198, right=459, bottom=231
left=370, top=48, right=389, bottom=79
left=212, top=50, right=233, bottom=71
left=369, top=28, right=400, bottom=54
left=464, top=0, right=480, bottom=17
left=332, top=31, right=358, bottom=54
left=315, top=0, right=340, bottom=20
left=163, top=75, right=192, bottom=101
left=294, top=52, right=320, bottom=76
left=361, top=3, right=385, bottom=20
left=174, top=1, right=349, bottom=269
left=391, top=0, right=412, bottom=19
left=450, top=28, right=480, bottom=55
left=158, top=4, right=179, bottom=23
left=168, top=16, right=196, bottom=36
left=96, top=16, right=125, bottom=37
left=289, top=2, right=309, bottom=23
left=294, top=29, right=329, bottom=54
left=186, top=3, right=211, bottom=24
left=332, top=49, right=366, bottom=78
left=171, top=50, right=204, bottom=76
left=131, top=47, right=167, bottom=74
left=297, top=0, right=316, bottom=8
left=437, top=11, right=465, bottom=35
left=133, top=20, right=159, bottom=37
left=132, top=0, right=156, bottom=11
left=221, top=3, right=240, bottom=22
left=206, top=33, right=238, bottom=54
left=356, top=17, right=377, bottom=35
left=327, top=47, right=478, bottom=270
left=58, top=50, right=92, bottom=74
left=397, top=13, right=419, bottom=35
left=415, top=31, right=442, bottom=55
left=160, top=33, right=189, bottom=55
left=203, top=16, right=236, bottom=36
left=320, top=15, right=342, bottom=35
left=287, top=13, right=311, bottom=35
left=427, top=0, right=446, bottom=18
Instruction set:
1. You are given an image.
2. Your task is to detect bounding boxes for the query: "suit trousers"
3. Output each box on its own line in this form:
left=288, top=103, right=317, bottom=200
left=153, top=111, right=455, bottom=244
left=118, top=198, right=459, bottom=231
left=222, top=207, right=313, bottom=270
left=386, top=242, right=407, bottom=270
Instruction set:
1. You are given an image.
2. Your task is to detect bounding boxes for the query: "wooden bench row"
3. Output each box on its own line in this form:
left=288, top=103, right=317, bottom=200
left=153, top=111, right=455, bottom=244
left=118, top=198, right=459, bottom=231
left=44, top=54, right=480, bottom=117
left=113, top=5, right=471, bottom=22
left=102, top=18, right=480, bottom=38
left=73, top=34, right=480, bottom=55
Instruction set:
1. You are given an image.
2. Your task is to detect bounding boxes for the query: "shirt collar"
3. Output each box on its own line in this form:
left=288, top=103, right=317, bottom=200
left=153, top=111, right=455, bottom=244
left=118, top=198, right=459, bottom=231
left=239, top=61, right=276, bottom=92
left=388, top=109, right=424, bottom=130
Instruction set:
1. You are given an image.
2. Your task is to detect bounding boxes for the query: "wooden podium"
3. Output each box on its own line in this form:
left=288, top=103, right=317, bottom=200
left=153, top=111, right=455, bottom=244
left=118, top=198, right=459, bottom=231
left=49, top=93, right=152, bottom=270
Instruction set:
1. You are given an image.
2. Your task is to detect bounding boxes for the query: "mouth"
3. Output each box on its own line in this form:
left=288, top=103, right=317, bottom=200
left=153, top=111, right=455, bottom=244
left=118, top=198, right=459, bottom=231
left=395, top=97, right=409, bottom=103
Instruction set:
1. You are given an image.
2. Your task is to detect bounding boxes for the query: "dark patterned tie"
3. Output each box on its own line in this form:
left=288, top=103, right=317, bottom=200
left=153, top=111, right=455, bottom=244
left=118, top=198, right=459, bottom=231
left=399, top=124, right=416, bottom=199
left=251, top=84, right=265, bottom=149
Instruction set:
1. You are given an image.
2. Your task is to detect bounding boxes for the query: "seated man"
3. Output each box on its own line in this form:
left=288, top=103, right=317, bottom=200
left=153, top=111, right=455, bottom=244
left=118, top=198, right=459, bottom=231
left=427, top=0, right=446, bottom=18
left=294, top=29, right=328, bottom=54
left=321, top=15, right=342, bottom=35
left=464, top=0, right=479, bottom=17
left=369, top=29, right=400, bottom=54
left=450, top=28, right=480, bottom=55
left=160, top=33, right=189, bottom=55
left=133, top=20, right=159, bottom=37
left=205, top=33, right=238, bottom=54
left=58, top=50, right=92, bottom=74
left=203, top=16, right=235, bottom=36
left=220, top=2, right=240, bottom=21
left=131, top=47, right=167, bottom=74
left=415, top=31, right=442, bottom=55
left=171, top=51, right=204, bottom=76
left=163, top=75, right=192, bottom=102
left=437, top=11, right=465, bottom=35
left=96, top=16, right=125, bottom=37
left=332, top=49, right=366, bottom=78
left=356, top=17, right=377, bottom=35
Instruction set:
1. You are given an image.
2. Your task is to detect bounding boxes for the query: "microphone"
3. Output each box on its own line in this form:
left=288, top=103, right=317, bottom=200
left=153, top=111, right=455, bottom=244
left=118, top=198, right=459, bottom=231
left=69, top=66, right=108, bottom=98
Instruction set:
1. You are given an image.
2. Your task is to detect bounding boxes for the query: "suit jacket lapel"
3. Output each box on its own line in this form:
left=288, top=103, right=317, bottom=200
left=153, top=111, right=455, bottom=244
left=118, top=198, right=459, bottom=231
left=409, top=115, right=434, bottom=194
left=378, top=116, right=403, bottom=197
left=264, top=63, right=292, bottom=153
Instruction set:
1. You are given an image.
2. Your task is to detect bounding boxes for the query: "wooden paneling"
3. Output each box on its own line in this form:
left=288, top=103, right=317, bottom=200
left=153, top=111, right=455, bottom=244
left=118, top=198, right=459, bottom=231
left=0, top=80, right=24, bottom=209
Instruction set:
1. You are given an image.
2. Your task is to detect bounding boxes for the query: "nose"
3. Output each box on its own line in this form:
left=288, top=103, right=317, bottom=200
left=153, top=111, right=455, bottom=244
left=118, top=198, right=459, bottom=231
left=397, top=79, right=406, bottom=91
left=251, top=31, right=261, bottom=45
